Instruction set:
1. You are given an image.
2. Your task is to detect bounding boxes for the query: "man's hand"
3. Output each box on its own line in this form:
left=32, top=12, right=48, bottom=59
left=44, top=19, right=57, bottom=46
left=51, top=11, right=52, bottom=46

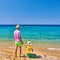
left=21, top=40, right=23, bottom=44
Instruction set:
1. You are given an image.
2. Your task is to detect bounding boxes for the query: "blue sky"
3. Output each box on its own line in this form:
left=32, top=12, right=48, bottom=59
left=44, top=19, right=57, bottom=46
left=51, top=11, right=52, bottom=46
left=0, top=0, right=60, bottom=25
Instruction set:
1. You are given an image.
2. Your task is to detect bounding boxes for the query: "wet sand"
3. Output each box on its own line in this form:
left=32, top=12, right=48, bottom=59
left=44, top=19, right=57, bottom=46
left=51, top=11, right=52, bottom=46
left=0, top=40, right=60, bottom=60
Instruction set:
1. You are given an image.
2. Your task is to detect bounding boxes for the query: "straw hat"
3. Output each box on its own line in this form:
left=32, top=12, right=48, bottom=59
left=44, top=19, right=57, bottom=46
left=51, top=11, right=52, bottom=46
left=16, top=25, right=20, bottom=29
left=27, top=41, right=32, bottom=45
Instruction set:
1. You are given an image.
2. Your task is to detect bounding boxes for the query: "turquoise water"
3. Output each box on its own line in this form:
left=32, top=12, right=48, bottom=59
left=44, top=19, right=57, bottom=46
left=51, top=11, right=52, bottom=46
left=0, top=25, right=60, bottom=41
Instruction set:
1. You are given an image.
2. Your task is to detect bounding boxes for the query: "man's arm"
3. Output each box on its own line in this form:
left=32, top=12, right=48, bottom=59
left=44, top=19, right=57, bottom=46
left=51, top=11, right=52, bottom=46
left=19, top=32, right=23, bottom=43
left=20, top=36, right=23, bottom=42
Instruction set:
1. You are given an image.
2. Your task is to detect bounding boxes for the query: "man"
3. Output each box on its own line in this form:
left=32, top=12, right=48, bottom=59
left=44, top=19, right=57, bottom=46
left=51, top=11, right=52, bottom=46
left=14, top=25, right=23, bottom=57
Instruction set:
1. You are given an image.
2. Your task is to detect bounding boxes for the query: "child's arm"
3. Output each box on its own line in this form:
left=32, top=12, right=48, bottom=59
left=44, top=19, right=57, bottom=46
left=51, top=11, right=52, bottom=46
left=26, top=46, right=27, bottom=48
left=31, top=48, right=33, bottom=52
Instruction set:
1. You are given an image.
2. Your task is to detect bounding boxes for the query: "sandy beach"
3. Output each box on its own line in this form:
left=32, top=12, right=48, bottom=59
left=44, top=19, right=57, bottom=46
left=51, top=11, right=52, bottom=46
left=0, top=40, right=60, bottom=60
left=0, top=0, right=60, bottom=59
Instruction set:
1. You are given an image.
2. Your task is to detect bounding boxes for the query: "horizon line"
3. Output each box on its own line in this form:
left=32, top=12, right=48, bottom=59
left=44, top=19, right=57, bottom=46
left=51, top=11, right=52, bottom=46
left=0, top=24, right=60, bottom=26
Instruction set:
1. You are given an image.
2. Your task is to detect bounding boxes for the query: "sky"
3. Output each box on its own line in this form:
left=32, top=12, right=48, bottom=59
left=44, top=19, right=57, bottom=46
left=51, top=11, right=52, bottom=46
left=0, top=0, right=60, bottom=25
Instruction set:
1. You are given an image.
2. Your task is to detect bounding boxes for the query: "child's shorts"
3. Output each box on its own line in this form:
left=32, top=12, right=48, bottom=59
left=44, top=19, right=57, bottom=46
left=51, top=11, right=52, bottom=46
left=27, top=53, right=37, bottom=58
left=15, top=41, right=23, bottom=47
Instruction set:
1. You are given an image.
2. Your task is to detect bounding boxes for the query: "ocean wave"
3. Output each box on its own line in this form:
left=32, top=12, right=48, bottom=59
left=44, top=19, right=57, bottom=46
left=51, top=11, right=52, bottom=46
left=48, top=48, right=60, bottom=50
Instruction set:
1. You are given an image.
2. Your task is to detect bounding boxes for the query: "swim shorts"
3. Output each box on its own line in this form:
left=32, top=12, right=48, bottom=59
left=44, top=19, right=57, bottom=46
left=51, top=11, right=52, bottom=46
left=15, top=41, right=23, bottom=47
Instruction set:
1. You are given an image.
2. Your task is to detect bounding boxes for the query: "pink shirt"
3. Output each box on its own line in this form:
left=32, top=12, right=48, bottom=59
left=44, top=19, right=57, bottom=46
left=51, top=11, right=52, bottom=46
left=14, top=30, right=21, bottom=42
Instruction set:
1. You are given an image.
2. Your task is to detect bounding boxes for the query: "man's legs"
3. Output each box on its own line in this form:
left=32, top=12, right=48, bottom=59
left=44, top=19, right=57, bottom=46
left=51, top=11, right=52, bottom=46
left=15, top=46, right=18, bottom=57
left=19, top=46, right=21, bottom=57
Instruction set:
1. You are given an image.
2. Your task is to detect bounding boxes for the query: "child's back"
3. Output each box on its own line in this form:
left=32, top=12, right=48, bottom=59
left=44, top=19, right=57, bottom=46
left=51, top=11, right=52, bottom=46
left=26, top=45, right=31, bottom=54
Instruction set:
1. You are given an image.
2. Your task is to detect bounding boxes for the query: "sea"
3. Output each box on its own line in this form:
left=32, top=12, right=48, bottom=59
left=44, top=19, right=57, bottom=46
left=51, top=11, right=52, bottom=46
left=0, top=25, right=60, bottom=48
